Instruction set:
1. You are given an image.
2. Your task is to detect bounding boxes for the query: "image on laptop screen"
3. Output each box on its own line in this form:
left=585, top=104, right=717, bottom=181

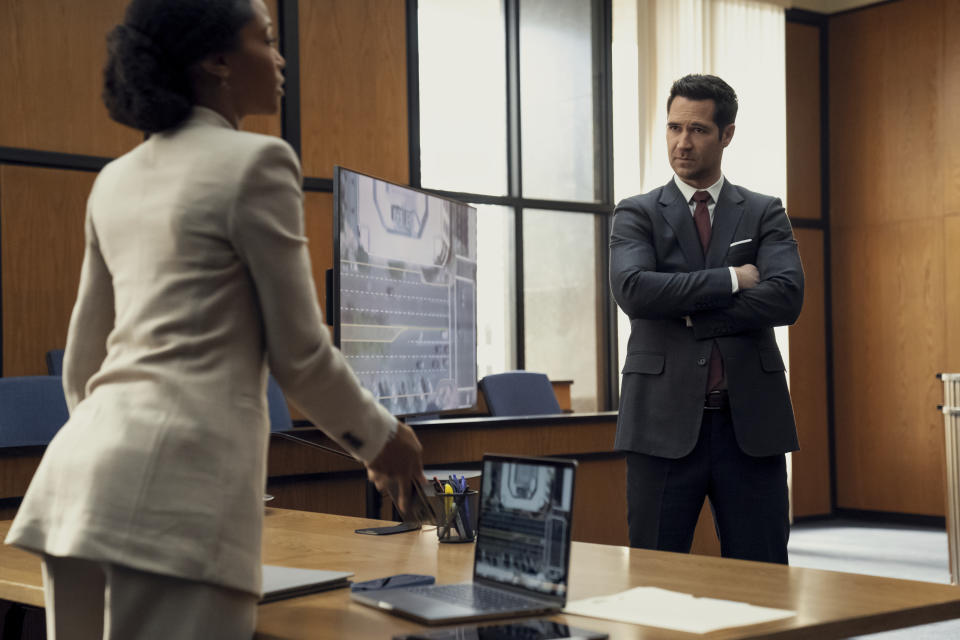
left=475, top=458, right=575, bottom=598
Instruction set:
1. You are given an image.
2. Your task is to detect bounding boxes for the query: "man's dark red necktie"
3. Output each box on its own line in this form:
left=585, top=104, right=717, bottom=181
left=693, top=190, right=723, bottom=392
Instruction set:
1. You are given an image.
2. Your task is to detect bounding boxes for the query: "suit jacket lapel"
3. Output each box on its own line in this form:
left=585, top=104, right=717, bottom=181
left=658, top=181, right=704, bottom=271
left=706, top=181, right=744, bottom=268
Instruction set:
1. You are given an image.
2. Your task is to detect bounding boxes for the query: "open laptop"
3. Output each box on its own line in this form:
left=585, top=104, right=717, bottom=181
left=351, top=454, right=577, bottom=625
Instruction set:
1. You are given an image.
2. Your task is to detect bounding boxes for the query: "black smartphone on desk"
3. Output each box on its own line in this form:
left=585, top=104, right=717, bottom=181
left=356, top=479, right=439, bottom=535
left=354, top=521, right=420, bottom=535
left=392, top=619, right=608, bottom=639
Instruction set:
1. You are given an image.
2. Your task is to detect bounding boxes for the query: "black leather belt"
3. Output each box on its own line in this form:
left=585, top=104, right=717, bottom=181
left=704, top=389, right=729, bottom=410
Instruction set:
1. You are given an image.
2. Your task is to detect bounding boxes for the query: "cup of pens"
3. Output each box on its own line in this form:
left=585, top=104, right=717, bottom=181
left=429, top=476, right=478, bottom=543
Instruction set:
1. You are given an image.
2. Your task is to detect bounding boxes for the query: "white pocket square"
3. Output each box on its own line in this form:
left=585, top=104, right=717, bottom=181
left=729, top=238, right=753, bottom=247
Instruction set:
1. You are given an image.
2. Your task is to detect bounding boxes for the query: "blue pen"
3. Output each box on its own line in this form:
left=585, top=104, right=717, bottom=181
left=458, top=475, right=473, bottom=540
left=448, top=475, right=467, bottom=538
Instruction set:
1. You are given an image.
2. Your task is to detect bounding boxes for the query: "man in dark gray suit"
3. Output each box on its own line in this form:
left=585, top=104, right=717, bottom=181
left=609, top=74, right=803, bottom=564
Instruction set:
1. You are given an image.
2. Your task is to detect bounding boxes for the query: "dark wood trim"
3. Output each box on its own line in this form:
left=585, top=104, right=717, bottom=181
left=790, top=217, right=827, bottom=230
left=406, top=0, right=421, bottom=189
left=816, top=14, right=838, bottom=517
left=505, top=0, right=524, bottom=370
left=303, top=177, right=333, bottom=192
left=830, top=0, right=903, bottom=19
left=0, top=147, right=110, bottom=172
left=786, top=8, right=837, bottom=517
left=595, top=0, right=617, bottom=411
left=784, top=8, right=828, bottom=26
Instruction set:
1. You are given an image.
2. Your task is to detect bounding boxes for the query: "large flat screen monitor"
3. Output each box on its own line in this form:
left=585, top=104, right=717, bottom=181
left=332, top=167, right=477, bottom=416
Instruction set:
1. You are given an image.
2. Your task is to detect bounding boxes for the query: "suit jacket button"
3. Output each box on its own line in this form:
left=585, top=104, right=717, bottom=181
left=697, top=358, right=706, bottom=366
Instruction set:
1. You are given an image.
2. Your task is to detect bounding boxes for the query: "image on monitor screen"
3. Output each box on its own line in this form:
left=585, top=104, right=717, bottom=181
left=475, top=458, right=575, bottom=597
left=334, top=167, right=477, bottom=416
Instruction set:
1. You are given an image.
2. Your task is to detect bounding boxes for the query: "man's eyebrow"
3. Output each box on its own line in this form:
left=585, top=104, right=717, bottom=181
left=666, top=120, right=714, bottom=129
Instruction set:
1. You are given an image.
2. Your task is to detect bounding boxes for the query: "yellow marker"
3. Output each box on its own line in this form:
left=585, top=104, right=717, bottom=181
left=443, top=482, right=454, bottom=527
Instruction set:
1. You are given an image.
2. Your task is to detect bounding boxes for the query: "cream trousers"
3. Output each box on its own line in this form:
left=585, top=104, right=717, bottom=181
left=41, top=555, right=257, bottom=640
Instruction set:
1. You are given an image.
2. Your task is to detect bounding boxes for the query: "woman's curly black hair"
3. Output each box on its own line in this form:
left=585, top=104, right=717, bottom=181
left=103, top=0, right=255, bottom=133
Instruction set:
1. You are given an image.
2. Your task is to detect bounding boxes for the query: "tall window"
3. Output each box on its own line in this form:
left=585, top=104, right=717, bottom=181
left=417, top=0, right=614, bottom=412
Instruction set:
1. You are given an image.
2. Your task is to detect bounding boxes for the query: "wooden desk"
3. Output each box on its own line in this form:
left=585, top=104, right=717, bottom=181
left=3, top=508, right=960, bottom=639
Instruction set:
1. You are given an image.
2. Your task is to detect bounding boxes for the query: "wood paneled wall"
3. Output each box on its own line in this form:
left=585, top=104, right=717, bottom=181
left=785, top=23, right=822, bottom=223
left=829, top=0, right=959, bottom=515
left=785, top=22, right=832, bottom=518
left=1, top=167, right=92, bottom=375
left=946, top=1, right=960, bottom=372
left=303, top=192, right=334, bottom=314
left=298, top=0, right=409, bottom=183
left=949, top=217, right=960, bottom=369
left=790, top=229, right=831, bottom=517
left=0, top=0, right=141, bottom=157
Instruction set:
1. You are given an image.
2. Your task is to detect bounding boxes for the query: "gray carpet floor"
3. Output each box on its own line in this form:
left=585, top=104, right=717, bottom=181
left=788, top=518, right=960, bottom=638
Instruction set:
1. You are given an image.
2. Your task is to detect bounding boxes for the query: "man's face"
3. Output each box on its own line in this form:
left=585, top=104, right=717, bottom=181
left=666, top=96, right=735, bottom=189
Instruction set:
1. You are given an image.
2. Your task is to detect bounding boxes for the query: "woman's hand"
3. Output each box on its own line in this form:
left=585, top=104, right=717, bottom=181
left=365, top=422, right=424, bottom=515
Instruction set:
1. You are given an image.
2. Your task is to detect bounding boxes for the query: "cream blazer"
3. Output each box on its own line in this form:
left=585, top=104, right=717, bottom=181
left=5, top=107, right=397, bottom=596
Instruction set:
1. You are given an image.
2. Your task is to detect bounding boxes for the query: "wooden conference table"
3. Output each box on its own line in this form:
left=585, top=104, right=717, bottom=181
left=3, top=508, right=960, bottom=639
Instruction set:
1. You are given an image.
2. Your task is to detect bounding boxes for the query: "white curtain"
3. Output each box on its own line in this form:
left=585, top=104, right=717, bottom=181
left=613, top=0, right=790, bottom=378
left=616, top=0, right=787, bottom=200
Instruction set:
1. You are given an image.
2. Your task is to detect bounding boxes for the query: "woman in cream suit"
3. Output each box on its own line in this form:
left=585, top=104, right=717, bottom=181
left=4, top=0, right=424, bottom=637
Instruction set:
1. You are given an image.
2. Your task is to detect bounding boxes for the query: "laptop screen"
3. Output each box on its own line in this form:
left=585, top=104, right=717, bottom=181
left=474, top=455, right=576, bottom=599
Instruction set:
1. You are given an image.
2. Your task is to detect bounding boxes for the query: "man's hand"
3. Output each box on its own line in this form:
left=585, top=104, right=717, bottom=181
left=734, top=264, right=760, bottom=290
left=366, top=422, right=425, bottom=515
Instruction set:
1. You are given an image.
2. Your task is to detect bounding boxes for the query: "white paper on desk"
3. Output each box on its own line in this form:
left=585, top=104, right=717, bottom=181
left=563, top=586, right=795, bottom=634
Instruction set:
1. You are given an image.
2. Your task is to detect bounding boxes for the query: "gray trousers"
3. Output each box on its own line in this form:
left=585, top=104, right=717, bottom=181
left=41, top=555, right=257, bottom=640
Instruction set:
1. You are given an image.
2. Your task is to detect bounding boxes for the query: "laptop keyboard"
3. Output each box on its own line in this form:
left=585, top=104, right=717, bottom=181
left=407, top=584, right=541, bottom=612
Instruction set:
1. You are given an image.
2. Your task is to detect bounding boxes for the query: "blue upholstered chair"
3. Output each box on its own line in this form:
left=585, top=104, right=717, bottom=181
left=478, top=371, right=561, bottom=417
left=267, top=374, right=293, bottom=431
left=0, top=376, right=70, bottom=447
left=45, top=348, right=65, bottom=376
